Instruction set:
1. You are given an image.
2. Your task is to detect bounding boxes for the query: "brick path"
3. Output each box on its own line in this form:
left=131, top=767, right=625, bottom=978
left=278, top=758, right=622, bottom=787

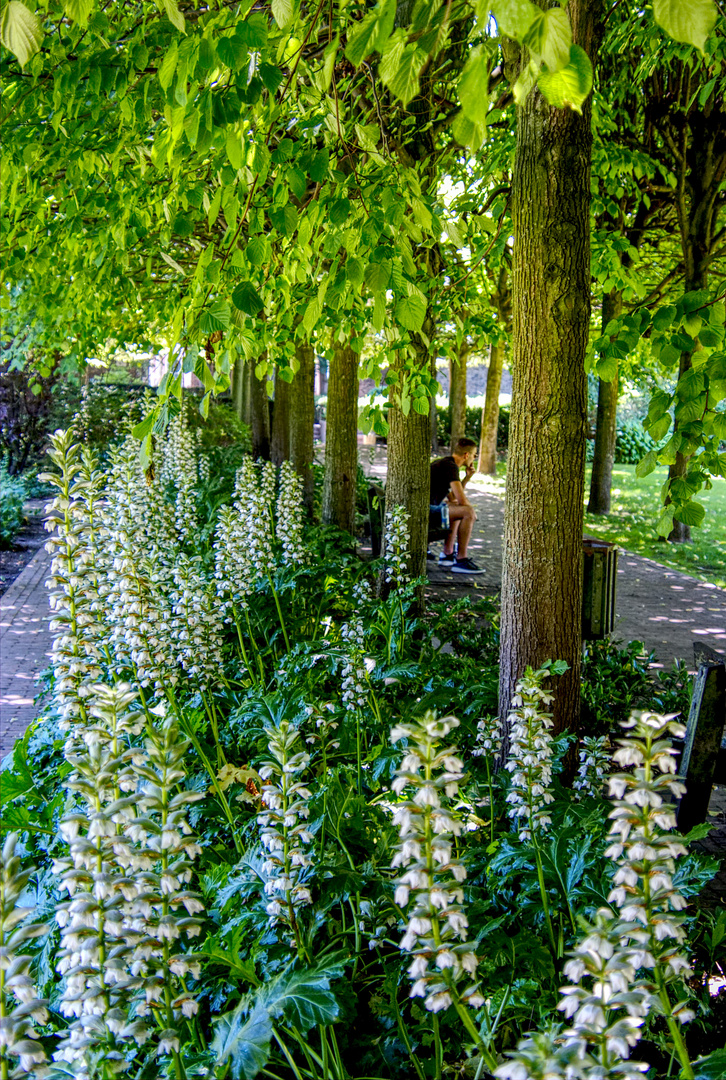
left=0, top=543, right=53, bottom=758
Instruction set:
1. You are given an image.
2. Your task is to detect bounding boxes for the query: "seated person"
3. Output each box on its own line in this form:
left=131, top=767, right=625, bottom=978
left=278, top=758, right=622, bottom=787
left=430, top=438, right=484, bottom=575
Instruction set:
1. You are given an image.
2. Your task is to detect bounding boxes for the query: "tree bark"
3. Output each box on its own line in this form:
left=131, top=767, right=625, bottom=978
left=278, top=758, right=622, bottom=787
left=322, top=343, right=359, bottom=535
left=499, top=0, right=598, bottom=741
left=270, top=366, right=292, bottom=466
left=479, top=342, right=505, bottom=475
left=290, top=340, right=315, bottom=514
left=233, top=358, right=247, bottom=424
left=430, top=352, right=440, bottom=455
left=587, top=289, right=622, bottom=514
left=248, top=359, right=270, bottom=460
left=449, top=343, right=468, bottom=448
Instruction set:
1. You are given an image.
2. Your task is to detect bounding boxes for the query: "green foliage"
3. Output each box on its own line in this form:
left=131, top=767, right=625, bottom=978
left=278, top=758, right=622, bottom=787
left=0, top=457, right=27, bottom=549
left=614, top=420, right=658, bottom=465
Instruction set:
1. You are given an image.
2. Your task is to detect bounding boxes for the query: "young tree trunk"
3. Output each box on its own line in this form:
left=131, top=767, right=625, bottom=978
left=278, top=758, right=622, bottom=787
left=449, top=343, right=468, bottom=448
left=290, top=340, right=315, bottom=514
left=499, top=0, right=597, bottom=742
left=270, top=366, right=291, bottom=466
left=587, top=289, right=622, bottom=514
left=430, top=353, right=440, bottom=454
left=322, top=343, right=359, bottom=535
left=479, top=342, right=505, bottom=475
left=385, top=373, right=430, bottom=608
left=233, top=359, right=247, bottom=424
left=248, top=360, right=270, bottom=460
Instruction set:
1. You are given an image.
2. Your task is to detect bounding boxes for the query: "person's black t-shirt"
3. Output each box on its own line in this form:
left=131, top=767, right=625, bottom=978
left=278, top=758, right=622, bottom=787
left=430, top=456, right=459, bottom=505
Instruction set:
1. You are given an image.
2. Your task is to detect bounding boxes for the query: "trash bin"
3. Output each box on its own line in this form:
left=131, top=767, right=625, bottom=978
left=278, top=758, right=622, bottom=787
left=582, top=538, right=618, bottom=640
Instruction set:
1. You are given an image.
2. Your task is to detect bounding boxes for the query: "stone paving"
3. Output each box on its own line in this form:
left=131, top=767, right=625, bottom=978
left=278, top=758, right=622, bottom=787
left=0, top=542, right=53, bottom=758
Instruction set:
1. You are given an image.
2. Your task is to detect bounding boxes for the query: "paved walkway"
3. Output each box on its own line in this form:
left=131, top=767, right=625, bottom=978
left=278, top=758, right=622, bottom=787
left=0, top=543, right=53, bottom=758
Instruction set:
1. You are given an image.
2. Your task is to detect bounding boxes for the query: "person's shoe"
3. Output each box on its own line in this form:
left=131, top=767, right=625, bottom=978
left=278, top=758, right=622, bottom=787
left=438, top=549, right=456, bottom=567
left=450, top=557, right=485, bottom=575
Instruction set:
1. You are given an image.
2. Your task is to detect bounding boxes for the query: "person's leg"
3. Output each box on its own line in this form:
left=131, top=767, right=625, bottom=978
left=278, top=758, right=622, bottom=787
left=447, top=504, right=474, bottom=557
left=443, top=519, right=460, bottom=555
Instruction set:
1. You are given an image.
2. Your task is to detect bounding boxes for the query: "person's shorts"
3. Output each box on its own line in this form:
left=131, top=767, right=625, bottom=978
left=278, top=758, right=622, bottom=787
left=429, top=502, right=450, bottom=530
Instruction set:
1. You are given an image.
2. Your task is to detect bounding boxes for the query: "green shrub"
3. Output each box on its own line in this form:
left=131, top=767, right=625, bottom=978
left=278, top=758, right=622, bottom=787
left=0, top=458, right=27, bottom=549
left=614, top=419, right=656, bottom=464
left=435, top=403, right=509, bottom=453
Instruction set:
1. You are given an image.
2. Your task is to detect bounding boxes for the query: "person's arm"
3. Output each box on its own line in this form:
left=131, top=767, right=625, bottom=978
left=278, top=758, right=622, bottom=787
left=461, top=462, right=475, bottom=488
left=449, top=479, right=470, bottom=506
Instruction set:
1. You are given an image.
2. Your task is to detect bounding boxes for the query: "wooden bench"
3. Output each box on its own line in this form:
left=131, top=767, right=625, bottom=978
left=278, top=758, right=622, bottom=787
left=366, top=484, right=448, bottom=559
left=676, top=643, right=726, bottom=833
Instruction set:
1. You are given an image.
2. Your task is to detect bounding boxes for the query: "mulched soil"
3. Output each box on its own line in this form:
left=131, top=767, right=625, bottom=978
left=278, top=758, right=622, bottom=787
left=0, top=501, right=47, bottom=598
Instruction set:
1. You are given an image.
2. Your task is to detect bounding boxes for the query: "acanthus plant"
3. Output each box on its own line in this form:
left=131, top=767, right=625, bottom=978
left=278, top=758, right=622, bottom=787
left=52, top=682, right=205, bottom=1079
left=496, top=711, right=700, bottom=1080
left=257, top=720, right=314, bottom=953
left=388, top=711, right=496, bottom=1070
left=0, top=834, right=49, bottom=1078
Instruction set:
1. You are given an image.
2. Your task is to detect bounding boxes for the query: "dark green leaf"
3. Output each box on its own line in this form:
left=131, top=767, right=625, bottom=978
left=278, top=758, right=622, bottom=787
left=211, top=1003, right=272, bottom=1079
left=259, top=960, right=342, bottom=1032
left=345, top=0, right=397, bottom=66
left=232, top=282, right=264, bottom=316
left=690, top=1048, right=726, bottom=1080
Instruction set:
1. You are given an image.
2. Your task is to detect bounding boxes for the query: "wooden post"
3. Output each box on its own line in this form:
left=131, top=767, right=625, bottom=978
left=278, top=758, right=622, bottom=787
left=676, top=661, right=726, bottom=833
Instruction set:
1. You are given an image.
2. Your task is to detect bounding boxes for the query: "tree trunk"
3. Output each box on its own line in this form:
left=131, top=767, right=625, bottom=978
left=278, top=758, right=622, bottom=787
left=322, top=343, right=359, bottom=535
left=587, top=289, right=622, bottom=514
left=449, top=343, right=468, bottom=448
left=290, top=340, right=315, bottom=514
left=479, top=342, right=505, bottom=475
left=499, top=0, right=597, bottom=742
left=430, top=353, right=440, bottom=454
left=248, top=360, right=270, bottom=460
left=385, top=373, right=430, bottom=608
left=233, top=358, right=247, bottom=424
left=270, top=366, right=292, bottom=466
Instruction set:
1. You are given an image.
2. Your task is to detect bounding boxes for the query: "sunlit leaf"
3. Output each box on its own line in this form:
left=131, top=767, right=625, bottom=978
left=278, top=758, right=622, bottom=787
left=653, top=0, right=717, bottom=52
left=345, top=0, right=396, bottom=65
left=1, top=2, right=43, bottom=67
left=491, top=0, right=538, bottom=40
left=211, top=1004, right=272, bottom=1080
left=457, top=46, right=490, bottom=124
left=537, top=45, right=592, bottom=113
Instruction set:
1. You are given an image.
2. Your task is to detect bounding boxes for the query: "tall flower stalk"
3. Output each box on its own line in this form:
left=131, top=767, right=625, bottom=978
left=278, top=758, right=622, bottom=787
left=257, top=721, right=314, bottom=954
left=504, top=666, right=558, bottom=954
left=389, top=712, right=494, bottom=1068
left=0, top=835, right=49, bottom=1079
left=496, top=711, right=696, bottom=1080
left=41, top=430, right=108, bottom=737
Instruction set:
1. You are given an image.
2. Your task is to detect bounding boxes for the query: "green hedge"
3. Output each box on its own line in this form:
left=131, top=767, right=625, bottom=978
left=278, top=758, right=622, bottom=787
left=436, top=404, right=510, bottom=452
left=0, top=458, right=27, bottom=549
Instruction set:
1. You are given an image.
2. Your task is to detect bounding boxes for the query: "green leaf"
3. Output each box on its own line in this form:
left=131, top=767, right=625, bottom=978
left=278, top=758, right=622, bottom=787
left=232, top=282, right=264, bottom=316
left=595, top=354, right=617, bottom=382
left=132, top=413, right=155, bottom=440
left=673, top=499, right=705, bottom=527
left=392, top=46, right=426, bottom=106
left=271, top=0, right=294, bottom=29
left=212, top=1003, right=272, bottom=1079
left=365, top=259, right=391, bottom=293
left=537, top=45, right=592, bottom=113
left=159, top=42, right=179, bottom=91
left=160, top=251, right=186, bottom=275
left=652, top=304, right=678, bottom=331
left=656, top=507, right=674, bottom=538
left=690, top=1048, right=726, bottom=1079
left=395, top=294, right=426, bottom=333
left=1, top=2, right=43, bottom=67
left=200, top=299, right=231, bottom=334
left=346, top=256, right=364, bottom=286
left=259, top=960, right=342, bottom=1032
left=345, top=0, right=396, bottom=66
left=452, top=111, right=486, bottom=152
left=246, top=236, right=270, bottom=267
left=523, top=7, right=571, bottom=71
left=64, top=0, right=93, bottom=24
left=635, top=450, right=657, bottom=478
left=329, top=198, right=351, bottom=227
left=512, top=60, right=538, bottom=106
left=648, top=414, right=671, bottom=442
left=161, top=0, right=185, bottom=33
left=699, top=327, right=721, bottom=348
left=458, top=46, right=490, bottom=124
left=492, top=0, right=538, bottom=40
left=652, top=0, right=716, bottom=52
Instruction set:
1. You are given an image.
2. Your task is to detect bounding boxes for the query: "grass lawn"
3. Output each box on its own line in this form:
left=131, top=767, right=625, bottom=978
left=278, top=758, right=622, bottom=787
left=475, top=462, right=726, bottom=589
